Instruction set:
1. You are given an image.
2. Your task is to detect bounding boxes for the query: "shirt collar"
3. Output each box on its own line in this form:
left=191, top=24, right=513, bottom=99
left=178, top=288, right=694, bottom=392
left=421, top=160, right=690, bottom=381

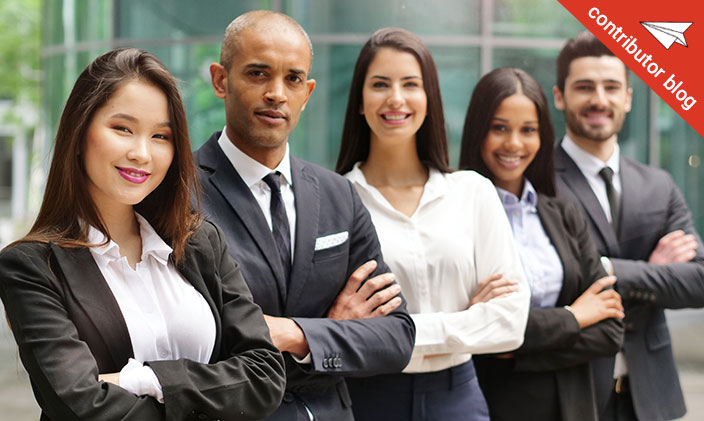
left=496, top=178, right=538, bottom=207
left=217, top=128, right=293, bottom=188
left=561, top=134, right=620, bottom=177
left=346, top=161, right=448, bottom=203
left=87, top=213, right=172, bottom=266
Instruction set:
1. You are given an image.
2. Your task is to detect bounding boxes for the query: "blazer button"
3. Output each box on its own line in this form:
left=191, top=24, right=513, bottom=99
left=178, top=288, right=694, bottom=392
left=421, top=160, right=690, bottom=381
left=629, top=291, right=635, bottom=298
left=198, top=414, right=208, bottom=420
left=283, top=392, right=295, bottom=403
left=334, top=357, right=342, bottom=368
left=650, top=294, right=656, bottom=302
left=323, top=358, right=329, bottom=369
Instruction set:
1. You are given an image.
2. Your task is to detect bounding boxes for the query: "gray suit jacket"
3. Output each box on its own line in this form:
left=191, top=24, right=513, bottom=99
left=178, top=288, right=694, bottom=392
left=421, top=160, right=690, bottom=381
left=0, top=220, right=286, bottom=421
left=194, top=132, right=415, bottom=420
left=555, top=144, right=704, bottom=420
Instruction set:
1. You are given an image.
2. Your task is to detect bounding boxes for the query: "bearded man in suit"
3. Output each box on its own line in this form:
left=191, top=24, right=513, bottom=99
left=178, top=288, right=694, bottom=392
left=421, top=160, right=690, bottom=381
left=552, top=31, right=704, bottom=421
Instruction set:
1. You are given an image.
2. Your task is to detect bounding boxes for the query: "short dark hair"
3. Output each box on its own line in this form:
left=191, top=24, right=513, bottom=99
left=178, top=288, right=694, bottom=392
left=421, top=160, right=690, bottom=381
left=336, top=27, right=450, bottom=174
left=459, top=67, right=556, bottom=196
left=19, top=48, right=200, bottom=263
left=556, top=30, right=628, bottom=92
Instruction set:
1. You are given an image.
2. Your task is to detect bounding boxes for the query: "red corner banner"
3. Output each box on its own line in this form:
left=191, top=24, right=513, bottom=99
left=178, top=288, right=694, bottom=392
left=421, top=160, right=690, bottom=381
left=558, top=0, right=704, bottom=137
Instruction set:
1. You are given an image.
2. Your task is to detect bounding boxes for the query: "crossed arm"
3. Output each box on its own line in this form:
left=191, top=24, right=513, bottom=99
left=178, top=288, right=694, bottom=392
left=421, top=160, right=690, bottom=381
left=0, top=227, right=285, bottom=421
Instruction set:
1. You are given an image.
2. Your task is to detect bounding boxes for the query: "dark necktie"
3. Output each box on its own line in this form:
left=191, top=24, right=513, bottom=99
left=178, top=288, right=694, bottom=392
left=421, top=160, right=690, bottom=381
left=599, top=166, right=621, bottom=235
left=262, top=172, right=292, bottom=286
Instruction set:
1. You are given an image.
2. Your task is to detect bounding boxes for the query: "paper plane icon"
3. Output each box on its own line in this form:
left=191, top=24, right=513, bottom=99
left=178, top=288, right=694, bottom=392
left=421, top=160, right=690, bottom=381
left=640, top=21, right=692, bottom=49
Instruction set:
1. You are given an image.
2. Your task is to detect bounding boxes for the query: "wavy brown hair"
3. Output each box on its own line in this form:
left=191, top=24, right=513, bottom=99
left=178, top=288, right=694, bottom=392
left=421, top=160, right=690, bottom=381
left=16, top=48, right=201, bottom=263
left=459, top=67, right=556, bottom=196
left=336, top=27, right=450, bottom=174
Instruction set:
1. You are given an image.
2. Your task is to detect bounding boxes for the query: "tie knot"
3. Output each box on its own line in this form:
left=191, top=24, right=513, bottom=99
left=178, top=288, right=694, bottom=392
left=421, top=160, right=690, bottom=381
left=263, top=172, right=282, bottom=193
left=599, top=166, right=615, bottom=184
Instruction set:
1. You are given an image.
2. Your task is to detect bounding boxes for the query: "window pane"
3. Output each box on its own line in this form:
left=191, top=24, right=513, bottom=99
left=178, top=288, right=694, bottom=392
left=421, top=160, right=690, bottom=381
left=658, top=104, right=704, bottom=233
left=493, top=0, right=583, bottom=38
left=287, top=0, right=480, bottom=36
left=115, top=0, right=274, bottom=40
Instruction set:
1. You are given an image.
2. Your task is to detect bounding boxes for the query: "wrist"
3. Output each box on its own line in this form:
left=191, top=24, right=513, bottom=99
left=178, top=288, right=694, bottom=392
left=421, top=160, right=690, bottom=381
left=283, top=319, right=308, bottom=357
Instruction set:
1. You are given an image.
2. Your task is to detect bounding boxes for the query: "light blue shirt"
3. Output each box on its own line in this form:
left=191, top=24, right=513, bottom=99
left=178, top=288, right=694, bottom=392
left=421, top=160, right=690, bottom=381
left=496, top=180, right=564, bottom=308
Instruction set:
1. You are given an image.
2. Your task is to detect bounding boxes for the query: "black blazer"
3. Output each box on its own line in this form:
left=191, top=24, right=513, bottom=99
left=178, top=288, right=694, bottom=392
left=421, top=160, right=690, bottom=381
left=555, top=145, right=704, bottom=420
left=475, top=194, right=624, bottom=421
left=194, top=132, right=415, bottom=420
left=0, top=220, right=286, bottom=421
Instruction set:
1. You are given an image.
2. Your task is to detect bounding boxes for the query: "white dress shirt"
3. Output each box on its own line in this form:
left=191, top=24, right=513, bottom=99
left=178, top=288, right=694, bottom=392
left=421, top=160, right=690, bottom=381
left=561, top=135, right=622, bottom=223
left=218, top=129, right=296, bottom=257
left=88, top=213, right=216, bottom=402
left=561, top=135, right=628, bottom=377
left=345, top=164, right=530, bottom=373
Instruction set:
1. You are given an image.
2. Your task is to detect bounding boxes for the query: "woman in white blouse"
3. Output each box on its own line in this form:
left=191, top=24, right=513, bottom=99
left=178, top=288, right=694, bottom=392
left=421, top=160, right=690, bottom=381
left=0, top=48, right=285, bottom=421
left=335, top=28, right=530, bottom=421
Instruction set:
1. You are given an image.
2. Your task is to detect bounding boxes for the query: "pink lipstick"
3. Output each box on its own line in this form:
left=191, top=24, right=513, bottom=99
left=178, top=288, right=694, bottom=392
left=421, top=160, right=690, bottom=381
left=116, top=167, right=150, bottom=184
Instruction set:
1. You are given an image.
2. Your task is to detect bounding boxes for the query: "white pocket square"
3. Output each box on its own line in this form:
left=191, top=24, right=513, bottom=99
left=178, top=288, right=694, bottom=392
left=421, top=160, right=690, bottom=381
left=315, top=231, right=349, bottom=251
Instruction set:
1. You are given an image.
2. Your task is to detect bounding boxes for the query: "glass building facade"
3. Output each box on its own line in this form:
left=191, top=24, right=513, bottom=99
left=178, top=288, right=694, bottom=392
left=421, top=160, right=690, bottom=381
left=40, top=0, right=704, bottom=232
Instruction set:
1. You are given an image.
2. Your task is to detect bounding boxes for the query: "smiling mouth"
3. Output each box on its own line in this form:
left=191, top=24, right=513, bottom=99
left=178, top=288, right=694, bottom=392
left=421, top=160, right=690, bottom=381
left=581, top=108, right=613, bottom=124
left=494, top=154, right=526, bottom=168
left=116, top=167, right=150, bottom=184
left=381, top=113, right=412, bottom=125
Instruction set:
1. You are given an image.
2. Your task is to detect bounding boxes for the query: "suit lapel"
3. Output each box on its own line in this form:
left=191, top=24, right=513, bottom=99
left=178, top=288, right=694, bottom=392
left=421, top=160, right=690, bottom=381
left=536, top=197, right=578, bottom=306
left=177, top=235, right=222, bottom=363
left=555, top=146, right=620, bottom=255
left=285, top=157, right=319, bottom=313
left=199, top=136, right=288, bottom=303
left=50, top=244, right=134, bottom=368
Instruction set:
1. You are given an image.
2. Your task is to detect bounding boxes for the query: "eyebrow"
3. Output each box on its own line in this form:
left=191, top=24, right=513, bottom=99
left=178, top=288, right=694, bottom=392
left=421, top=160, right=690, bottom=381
left=492, top=117, right=538, bottom=124
left=370, top=75, right=422, bottom=81
left=245, top=63, right=307, bottom=78
left=572, top=79, right=623, bottom=85
left=110, top=113, right=171, bottom=127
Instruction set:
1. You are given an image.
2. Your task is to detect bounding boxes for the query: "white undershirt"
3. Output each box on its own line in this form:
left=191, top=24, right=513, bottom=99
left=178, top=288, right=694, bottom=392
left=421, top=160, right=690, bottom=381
left=88, top=213, right=216, bottom=402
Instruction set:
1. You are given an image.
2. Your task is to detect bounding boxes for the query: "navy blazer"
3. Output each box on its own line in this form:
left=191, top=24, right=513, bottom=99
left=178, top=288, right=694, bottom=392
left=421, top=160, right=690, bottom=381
left=475, top=194, right=623, bottom=421
left=194, top=132, right=415, bottom=420
left=0, top=220, right=286, bottom=421
left=555, top=145, right=704, bottom=420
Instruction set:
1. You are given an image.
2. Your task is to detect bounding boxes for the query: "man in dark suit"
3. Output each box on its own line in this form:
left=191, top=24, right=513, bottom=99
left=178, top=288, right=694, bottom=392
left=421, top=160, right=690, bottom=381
left=552, top=31, right=704, bottom=420
left=193, top=10, right=415, bottom=420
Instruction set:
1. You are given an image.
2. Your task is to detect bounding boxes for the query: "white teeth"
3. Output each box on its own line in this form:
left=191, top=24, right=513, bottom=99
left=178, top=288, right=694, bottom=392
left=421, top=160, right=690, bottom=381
left=124, top=170, right=146, bottom=177
left=497, top=155, right=521, bottom=163
left=383, top=114, right=409, bottom=121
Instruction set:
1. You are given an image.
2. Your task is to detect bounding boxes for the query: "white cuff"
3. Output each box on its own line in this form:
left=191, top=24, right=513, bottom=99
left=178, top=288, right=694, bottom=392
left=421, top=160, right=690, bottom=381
left=119, top=358, right=164, bottom=403
left=292, top=352, right=311, bottom=365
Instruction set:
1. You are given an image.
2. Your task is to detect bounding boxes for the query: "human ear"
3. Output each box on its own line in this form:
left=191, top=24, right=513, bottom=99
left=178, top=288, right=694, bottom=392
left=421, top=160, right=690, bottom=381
left=210, top=63, right=228, bottom=99
left=299, top=78, right=317, bottom=112
left=553, top=86, right=566, bottom=111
